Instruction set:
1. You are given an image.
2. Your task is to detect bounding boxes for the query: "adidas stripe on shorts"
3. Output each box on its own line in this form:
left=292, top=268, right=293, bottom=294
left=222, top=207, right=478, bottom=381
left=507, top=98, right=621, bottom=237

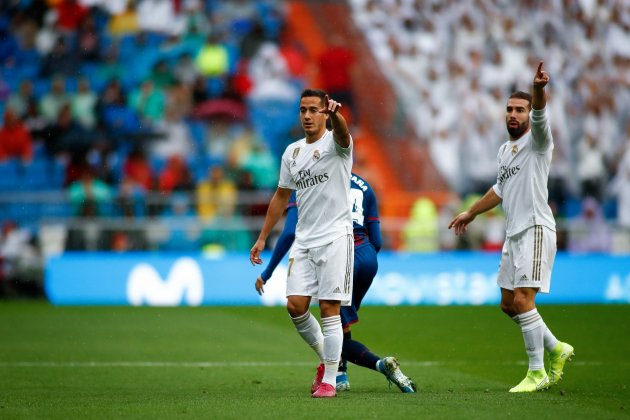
left=497, top=225, right=556, bottom=293
left=286, top=234, right=353, bottom=306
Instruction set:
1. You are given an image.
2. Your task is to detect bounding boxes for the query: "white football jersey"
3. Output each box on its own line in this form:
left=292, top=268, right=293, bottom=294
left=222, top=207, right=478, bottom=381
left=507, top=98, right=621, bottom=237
left=279, top=130, right=353, bottom=248
left=492, top=107, right=556, bottom=237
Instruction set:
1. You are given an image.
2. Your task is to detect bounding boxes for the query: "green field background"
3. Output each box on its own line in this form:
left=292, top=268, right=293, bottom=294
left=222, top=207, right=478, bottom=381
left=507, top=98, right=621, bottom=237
left=1, top=302, right=628, bottom=419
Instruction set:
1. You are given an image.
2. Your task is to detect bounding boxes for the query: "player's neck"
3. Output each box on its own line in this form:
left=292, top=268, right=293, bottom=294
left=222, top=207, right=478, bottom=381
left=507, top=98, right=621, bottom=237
left=305, top=129, right=327, bottom=144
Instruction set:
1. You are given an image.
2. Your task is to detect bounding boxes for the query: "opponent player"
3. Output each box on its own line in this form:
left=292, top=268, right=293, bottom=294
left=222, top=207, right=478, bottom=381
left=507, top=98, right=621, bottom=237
left=255, top=173, right=416, bottom=393
left=250, top=89, right=353, bottom=398
left=449, top=62, right=574, bottom=392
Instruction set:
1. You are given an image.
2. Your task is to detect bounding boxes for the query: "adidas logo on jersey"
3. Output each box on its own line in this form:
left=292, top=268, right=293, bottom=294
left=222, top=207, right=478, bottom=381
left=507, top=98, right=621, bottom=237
left=333, top=287, right=341, bottom=294
left=520, top=274, right=528, bottom=281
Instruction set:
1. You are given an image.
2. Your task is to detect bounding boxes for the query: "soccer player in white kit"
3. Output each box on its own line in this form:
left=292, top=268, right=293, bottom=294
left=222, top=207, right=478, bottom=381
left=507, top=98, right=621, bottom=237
left=449, top=63, right=574, bottom=392
left=250, top=89, right=354, bottom=398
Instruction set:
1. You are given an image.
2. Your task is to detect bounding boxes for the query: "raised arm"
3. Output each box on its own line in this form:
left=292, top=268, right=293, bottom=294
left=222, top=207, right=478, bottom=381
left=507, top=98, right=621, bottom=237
left=448, top=187, right=502, bottom=236
left=530, top=61, right=553, bottom=151
left=319, top=95, right=351, bottom=148
left=250, top=187, right=293, bottom=266
left=532, top=61, right=548, bottom=110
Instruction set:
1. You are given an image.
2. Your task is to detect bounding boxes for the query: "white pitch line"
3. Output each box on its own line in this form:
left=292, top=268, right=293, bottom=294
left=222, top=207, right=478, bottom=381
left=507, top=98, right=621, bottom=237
left=0, top=360, right=611, bottom=368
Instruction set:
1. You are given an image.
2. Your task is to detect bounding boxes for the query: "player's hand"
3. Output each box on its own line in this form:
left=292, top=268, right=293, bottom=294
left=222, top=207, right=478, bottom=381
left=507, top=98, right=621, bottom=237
left=533, top=61, right=549, bottom=89
left=448, top=211, right=476, bottom=236
left=255, top=276, right=265, bottom=296
left=249, top=239, right=265, bottom=265
left=318, top=94, right=342, bottom=114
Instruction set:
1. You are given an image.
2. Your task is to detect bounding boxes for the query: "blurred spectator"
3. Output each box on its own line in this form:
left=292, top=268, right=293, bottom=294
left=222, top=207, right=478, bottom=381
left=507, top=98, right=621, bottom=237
left=173, top=52, right=200, bottom=85
left=196, top=165, right=237, bottom=221
left=98, top=46, right=125, bottom=82
left=158, top=155, right=195, bottom=193
left=150, top=107, right=194, bottom=159
left=149, top=60, right=176, bottom=89
left=576, top=133, right=607, bottom=201
left=195, top=33, right=230, bottom=78
left=0, top=109, right=33, bottom=162
left=137, top=0, right=177, bottom=35
left=6, top=80, right=35, bottom=119
left=0, top=16, right=19, bottom=68
left=107, top=1, right=140, bottom=36
left=98, top=78, right=127, bottom=109
left=75, top=12, right=101, bottom=62
left=122, top=146, right=154, bottom=191
left=203, top=118, right=240, bottom=162
left=175, top=0, right=211, bottom=39
left=402, top=197, right=439, bottom=252
left=116, top=176, right=147, bottom=218
left=42, top=103, right=88, bottom=157
left=39, top=76, right=69, bottom=123
left=567, top=197, right=611, bottom=253
left=40, top=36, right=79, bottom=77
left=0, top=220, right=39, bottom=288
left=55, top=0, right=89, bottom=33
left=71, top=77, right=98, bottom=129
left=23, top=99, right=48, bottom=141
left=128, top=80, right=166, bottom=123
left=239, top=142, right=278, bottom=190
left=239, top=20, right=267, bottom=60
left=67, top=167, right=113, bottom=216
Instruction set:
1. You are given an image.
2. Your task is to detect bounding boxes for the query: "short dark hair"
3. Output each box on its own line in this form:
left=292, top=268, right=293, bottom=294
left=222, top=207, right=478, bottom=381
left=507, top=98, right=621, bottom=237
left=509, top=91, right=532, bottom=109
left=300, top=88, right=327, bottom=105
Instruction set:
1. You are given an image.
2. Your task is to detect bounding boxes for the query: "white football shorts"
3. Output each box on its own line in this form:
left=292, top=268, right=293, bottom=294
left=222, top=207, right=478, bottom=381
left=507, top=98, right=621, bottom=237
left=497, top=225, right=557, bottom=294
left=286, top=234, right=353, bottom=306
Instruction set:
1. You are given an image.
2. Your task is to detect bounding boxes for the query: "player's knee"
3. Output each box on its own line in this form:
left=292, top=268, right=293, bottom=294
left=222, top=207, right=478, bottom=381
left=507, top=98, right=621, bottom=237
left=286, top=302, right=307, bottom=318
left=512, top=294, right=535, bottom=313
left=500, top=301, right=516, bottom=316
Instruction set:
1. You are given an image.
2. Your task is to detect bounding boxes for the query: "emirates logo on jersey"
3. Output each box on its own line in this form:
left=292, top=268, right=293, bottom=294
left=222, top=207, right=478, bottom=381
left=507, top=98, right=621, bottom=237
left=313, top=150, right=320, bottom=161
left=292, top=148, right=300, bottom=159
left=512, top=145, right=518, bottom=156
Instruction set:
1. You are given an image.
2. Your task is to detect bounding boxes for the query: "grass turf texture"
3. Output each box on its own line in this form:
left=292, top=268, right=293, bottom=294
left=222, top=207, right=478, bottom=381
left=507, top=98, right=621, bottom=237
left=0, top=302, right=628, bottom=419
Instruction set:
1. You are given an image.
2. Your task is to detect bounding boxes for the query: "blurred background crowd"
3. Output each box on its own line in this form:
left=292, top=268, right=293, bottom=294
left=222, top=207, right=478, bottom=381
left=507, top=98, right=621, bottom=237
left=0, top=0, right=628, bottom=293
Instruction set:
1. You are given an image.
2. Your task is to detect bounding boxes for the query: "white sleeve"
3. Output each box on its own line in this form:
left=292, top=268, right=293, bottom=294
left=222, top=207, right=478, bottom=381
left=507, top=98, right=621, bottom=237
left=334, top=134, right=353, bottom=158
left=278, top=153, right=296, bottom=189
left=530, top=107, right=553, bottom=153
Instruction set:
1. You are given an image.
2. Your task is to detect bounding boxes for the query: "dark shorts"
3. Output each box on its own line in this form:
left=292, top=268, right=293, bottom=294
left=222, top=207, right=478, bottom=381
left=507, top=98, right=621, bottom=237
left=340, top=244, right=378, bottom=327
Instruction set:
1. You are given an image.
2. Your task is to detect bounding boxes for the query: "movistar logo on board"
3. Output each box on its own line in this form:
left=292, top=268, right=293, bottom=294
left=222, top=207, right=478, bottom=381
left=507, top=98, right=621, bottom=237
left=126, top=257, right=204, bottom=306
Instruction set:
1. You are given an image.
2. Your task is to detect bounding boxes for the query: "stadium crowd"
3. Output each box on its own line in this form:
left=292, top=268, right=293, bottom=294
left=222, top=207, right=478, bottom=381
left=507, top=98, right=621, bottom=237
left=0, top=0, right=629, bottom=291
left=350, top=0, right=630, bottom=253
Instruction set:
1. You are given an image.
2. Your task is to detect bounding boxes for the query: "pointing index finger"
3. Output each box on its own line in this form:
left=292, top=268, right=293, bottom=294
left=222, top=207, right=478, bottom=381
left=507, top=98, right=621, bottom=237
left=537, top=61, right=544, bottom=76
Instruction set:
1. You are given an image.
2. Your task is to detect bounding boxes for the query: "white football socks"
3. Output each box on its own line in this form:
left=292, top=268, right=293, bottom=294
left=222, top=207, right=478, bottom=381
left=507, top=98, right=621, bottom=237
left=512, top=312, right=559, bottom=352
left=518, top=308, right=545, bottom=371
left=291, top=312, right=324, bottom=362
left=321, top=315, right=343, bottom=386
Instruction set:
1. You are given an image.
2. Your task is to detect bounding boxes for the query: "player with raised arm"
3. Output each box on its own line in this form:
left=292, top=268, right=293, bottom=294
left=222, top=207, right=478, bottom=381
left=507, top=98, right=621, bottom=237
left=250, top=89, right=353, bottom=398
left=449, top=62, right=574, bottom=392
left=255, top=173, right=416, bottom=393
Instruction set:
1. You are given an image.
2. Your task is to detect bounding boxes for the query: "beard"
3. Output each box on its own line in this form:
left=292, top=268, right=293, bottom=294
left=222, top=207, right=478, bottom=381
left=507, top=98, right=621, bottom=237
left=506, top=120, right=529, bottom=139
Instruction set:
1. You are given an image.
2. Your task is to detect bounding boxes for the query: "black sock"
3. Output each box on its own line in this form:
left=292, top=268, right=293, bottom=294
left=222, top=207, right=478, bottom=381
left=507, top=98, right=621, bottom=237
left=342, top=331, right=380, bottom=371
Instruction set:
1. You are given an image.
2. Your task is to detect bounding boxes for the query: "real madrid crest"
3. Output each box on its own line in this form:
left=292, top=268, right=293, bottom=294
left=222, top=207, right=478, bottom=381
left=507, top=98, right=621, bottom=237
left=313, top=150, right=320, bottom=161
left=292, top=147, right=300, bottom=159
left=511, top=144, right=518, bottom=156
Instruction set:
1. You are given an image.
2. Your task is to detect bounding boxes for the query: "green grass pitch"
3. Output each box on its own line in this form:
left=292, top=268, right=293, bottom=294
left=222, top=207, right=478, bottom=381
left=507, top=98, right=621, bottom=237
left=1, top=301, right=629, bottom=419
